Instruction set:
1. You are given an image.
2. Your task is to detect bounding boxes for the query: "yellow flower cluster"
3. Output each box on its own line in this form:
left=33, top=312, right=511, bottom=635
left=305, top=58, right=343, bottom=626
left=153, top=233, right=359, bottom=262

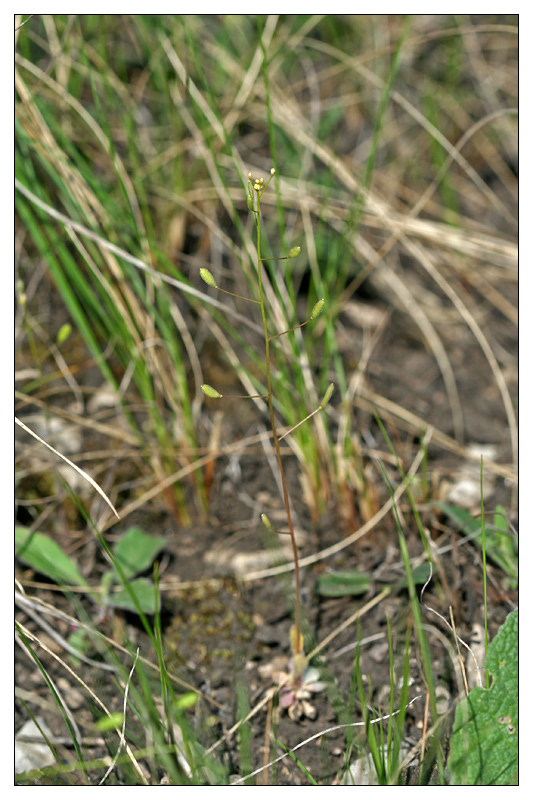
left=248, top=168, right=275, bottom=193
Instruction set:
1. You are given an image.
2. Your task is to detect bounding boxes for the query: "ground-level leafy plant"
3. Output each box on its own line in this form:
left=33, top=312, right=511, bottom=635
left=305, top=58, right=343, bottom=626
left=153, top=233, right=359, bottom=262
left=15, top=525, right=166, bottom=615
left=448, top=608, right=518, bottom=785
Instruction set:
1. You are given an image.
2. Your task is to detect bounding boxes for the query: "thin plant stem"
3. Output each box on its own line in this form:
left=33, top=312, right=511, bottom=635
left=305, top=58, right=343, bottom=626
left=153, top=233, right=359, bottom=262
left=216, top=286, right=261, bottom=304
left=269, top=319, right=311, bottom=341
left=255, top=186, right=302, bottom=656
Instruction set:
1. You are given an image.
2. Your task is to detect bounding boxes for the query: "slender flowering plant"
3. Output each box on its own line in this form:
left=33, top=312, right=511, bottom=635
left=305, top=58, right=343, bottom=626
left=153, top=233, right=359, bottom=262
left=200, top=169, right=333, bottom=690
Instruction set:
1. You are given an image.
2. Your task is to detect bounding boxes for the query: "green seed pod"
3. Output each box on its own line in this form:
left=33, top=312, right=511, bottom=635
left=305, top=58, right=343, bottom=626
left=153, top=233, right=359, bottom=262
left=260, top=513, right=272, bottom=529
left=57, top=323, right=72, bottom=346
left=287, top=246, right=301, bottom=259
left=310, top=298, right=325, bottom=319
left=201, top=384, right=222, bottom=399
left=247, top=195, right=254, bottom=211
left=320, top=383, right=334, bottom=408
left=199, top=268, right=217, bottom=288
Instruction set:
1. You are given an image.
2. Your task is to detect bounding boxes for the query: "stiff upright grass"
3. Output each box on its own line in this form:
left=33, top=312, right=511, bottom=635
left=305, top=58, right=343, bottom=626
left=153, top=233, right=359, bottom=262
left=16, top=15, right=518, bottom=524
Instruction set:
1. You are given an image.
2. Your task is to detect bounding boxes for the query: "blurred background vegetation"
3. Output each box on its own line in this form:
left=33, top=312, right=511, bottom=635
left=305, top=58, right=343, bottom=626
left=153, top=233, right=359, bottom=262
left=15, top=14, right=517, bottom=532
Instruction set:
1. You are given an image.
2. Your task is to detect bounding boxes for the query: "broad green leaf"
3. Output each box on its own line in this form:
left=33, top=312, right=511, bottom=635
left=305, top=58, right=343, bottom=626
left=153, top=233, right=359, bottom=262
left=435, top=502, right=481, bottom=536
left=112, top=526, right=167, bottom=581
left=108, top=578, right=160, bottom=614
left=397, top=562, right=432, bottom=589
left=493, top=504, right=508, bottom=534
left=489, top=505, right=518, bottom=588
left=95, top=713, right=124, bottom=731
left=436, top=503, right=517, bottom=586
left=100, top=570, right=115, bottom=601
left=67, top=627, right=89, bottom=667
left=448, top=608, right=518, bottom=785
left=15, top=527, right=89, bottom=588
left=316, top=570, right=370, bottom=598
